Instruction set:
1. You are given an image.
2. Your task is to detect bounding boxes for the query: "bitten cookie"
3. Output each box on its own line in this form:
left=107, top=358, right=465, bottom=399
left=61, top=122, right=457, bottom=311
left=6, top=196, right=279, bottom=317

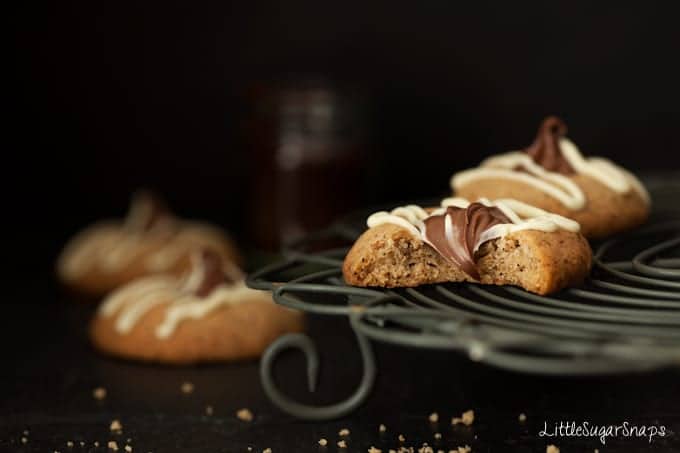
left=57, top=191, right=241, bottom=296
left=451, top=116, right=650, bottom=239
left=343, top=198, right=592, bottom=295
left=90, top=249, right=304, bottom=364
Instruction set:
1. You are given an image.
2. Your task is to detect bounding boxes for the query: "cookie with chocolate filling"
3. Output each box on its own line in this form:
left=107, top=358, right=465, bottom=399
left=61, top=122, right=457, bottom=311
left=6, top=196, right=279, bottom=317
left=451, top=116, right=650, bottom=239
left=90, top=249, right=304, bottom=364
left=57, top=190, right=241, bottom=297
left=343, top=198, right=592, bottom=295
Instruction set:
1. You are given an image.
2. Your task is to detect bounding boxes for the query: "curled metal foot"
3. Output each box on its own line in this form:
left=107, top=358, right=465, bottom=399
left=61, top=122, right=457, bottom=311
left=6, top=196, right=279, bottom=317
left=259, top=331, right=376, bottom=420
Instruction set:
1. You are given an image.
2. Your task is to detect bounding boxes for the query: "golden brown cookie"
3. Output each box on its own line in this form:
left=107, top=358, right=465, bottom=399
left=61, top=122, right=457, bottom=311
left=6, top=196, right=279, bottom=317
left=343, top=199, right=592, bottom=295
left=90, top=250, right=304, bottom=364
left=451, top=117, right=650, bottom=239
left=57, top=191, right=241, bottom=297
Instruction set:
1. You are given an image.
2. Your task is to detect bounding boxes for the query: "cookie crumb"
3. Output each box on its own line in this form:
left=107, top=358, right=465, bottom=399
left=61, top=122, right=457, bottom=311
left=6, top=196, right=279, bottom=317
left=23, top=430, right=29, bottom=436
left=108, top=440, right=119, bottom=451
left=434, top=433, right=442, bottom=440
left=456, top=446, right=472, bottom=453
left=236, top=408, right=254, bottom=422
left=180, top=382, right=194, bottom=394
left=94, top=441, right=100, bottom=447
left=418, top=445, right=434, bottom=453
left=546, top=446, right=559, bottom=453
left=338, top=428, right=350, bottom=436
left=110, top=420, right=123, bottom=432
left=205, top=405, right=213, bottom=416
left=368, top=447, right=382, bottom=453
left=80, top=442, right=85, bottom=447
left=451, top=410, right=474, bottom=426
left=93, top=387, right=107, bottom=400
left=398, top=434, right=406, bottom=442
left=428, top=412, right=439, bottom=423
left=20, top=437, right=27, bottom=444
left=67, top=441, right=74, bottom=447
left=594, top=450, right=599, bottom=453
left=337, top=440, right=347, bottom=448
left=125, top=446, right=132, bottom=452
left=318, top=438, right=328, bottom=446
left=518, top=413, right=527, bottom=423
left=262, top=449, right=272, bottom=453
left=379, top=424, right=387, bottom=433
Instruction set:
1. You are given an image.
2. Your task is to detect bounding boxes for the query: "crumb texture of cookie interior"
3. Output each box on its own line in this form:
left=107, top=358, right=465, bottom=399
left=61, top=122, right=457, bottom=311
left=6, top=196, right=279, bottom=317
left=343, top=198, right=591, bottom=295
left=450, top=116, right=650, bottom=238
left=90, top=250, right=303, bottom=364
left=57, top=191, right=241, bottom=295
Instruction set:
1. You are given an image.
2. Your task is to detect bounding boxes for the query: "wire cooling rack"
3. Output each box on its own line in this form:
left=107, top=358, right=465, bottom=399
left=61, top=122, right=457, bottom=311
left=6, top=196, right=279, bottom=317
left=247, top=181, right=680, bottom=420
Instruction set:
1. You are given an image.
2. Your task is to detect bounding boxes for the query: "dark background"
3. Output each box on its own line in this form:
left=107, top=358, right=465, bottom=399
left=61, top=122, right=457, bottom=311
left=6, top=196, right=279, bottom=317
left=4, top=3, right=680, bottom=452
left=9, top=1, right=680, bottom=283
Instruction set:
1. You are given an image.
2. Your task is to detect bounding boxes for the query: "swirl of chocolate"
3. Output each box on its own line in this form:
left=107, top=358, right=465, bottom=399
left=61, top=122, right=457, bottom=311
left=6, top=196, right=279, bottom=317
left=192, top=249, right=237, bottom=297
left=422, top=203, right=511, bottom=280
left=524, top=116, right=575, bottom=174
left=124, top=190, right=175, bottom=232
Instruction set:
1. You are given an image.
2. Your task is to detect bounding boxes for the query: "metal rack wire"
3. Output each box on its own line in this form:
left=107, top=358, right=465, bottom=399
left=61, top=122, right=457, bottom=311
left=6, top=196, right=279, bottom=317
left=247, top=187, right=680, bottom=420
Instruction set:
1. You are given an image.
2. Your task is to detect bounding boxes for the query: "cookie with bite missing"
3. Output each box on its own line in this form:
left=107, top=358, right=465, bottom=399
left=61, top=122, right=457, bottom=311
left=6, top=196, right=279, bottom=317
left=57, top=190, right=241, bottom=297
left=343, top=198, right=592, bottom=295
left=90, top=249, right=304, bottom=364
left=451, top=116, right=650, bottom=239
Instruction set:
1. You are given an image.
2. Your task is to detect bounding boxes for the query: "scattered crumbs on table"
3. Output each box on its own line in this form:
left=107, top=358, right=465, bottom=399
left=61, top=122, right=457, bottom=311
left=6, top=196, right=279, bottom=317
left=456, top=446, right=472, bottom=453
left=337, top=440, right=347, bottom=448
left=318, top=438, right=328, bottom=446
left=67, top=440, right=74, bottom=447
left=546, top=445, right=560, bottom=453
left=93, top=387, right=107, bottom=400
left=518, top=413, right=527, bottom=423
left=108, top=440, right=119, bottom=451
left=418, top=444, right=433, bottom=453
left=23, top=430, right=29, bottom=436
left=20, top=437, right=27, bottom=444
left=205, top=405, right=214, bottom=416
left=428, top=412, right=439, bottom=423
left=94, top=441, right=100, bottom=447
left=236, top=408, right=254, bottom=422
left=379, top=423, right=387, bottom=433
left=451, top=410, right=474, bottom=426
left=398, top=434, right=406, bottom=442
left=434, top=432, right=442, bottom=439
left=124, top=445, right=132, bottom=452
left=110, top=419, right=123, bottom=432
left=180, top=381, right=194, bottom=394
left=368, top=447, right=382, bottom=453
left=262, top=449, right=272, bottom=453
left=338, top=428, right=350, bottom=436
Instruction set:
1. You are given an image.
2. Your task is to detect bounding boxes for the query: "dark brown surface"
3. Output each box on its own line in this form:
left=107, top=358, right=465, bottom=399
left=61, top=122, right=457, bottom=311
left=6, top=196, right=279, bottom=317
left=1, top=275, right=679, bottom=452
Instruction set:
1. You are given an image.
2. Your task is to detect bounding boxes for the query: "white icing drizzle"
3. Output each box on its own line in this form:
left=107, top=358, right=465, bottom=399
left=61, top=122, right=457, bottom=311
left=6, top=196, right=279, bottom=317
left=366, top=197, right=580, bottom=254
left=98, top=260, right=267, bottom=339
left=58, top=221, right=230, bottom=280
left=450, top=137, right=650, bottom=210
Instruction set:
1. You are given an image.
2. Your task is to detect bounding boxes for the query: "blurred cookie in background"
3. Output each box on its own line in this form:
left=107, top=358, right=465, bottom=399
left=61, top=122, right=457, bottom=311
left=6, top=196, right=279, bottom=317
left=90, top=249, right=303, bottom=364
left=57, top=190, right=241, bottom=298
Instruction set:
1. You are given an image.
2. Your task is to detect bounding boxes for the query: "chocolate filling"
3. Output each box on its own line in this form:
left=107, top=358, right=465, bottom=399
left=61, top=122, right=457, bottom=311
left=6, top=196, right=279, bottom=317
left=193, top=249, right=236, bottom=297
left=125, top=190, right=174, bottom=232
left=523, top=116, right=575, bottom=175
left=422, top=203, right=511, bottom=280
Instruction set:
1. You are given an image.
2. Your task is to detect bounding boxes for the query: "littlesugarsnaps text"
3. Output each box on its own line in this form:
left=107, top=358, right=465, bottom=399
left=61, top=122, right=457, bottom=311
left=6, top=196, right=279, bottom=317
left=539, top=420, right=667, bottom=445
